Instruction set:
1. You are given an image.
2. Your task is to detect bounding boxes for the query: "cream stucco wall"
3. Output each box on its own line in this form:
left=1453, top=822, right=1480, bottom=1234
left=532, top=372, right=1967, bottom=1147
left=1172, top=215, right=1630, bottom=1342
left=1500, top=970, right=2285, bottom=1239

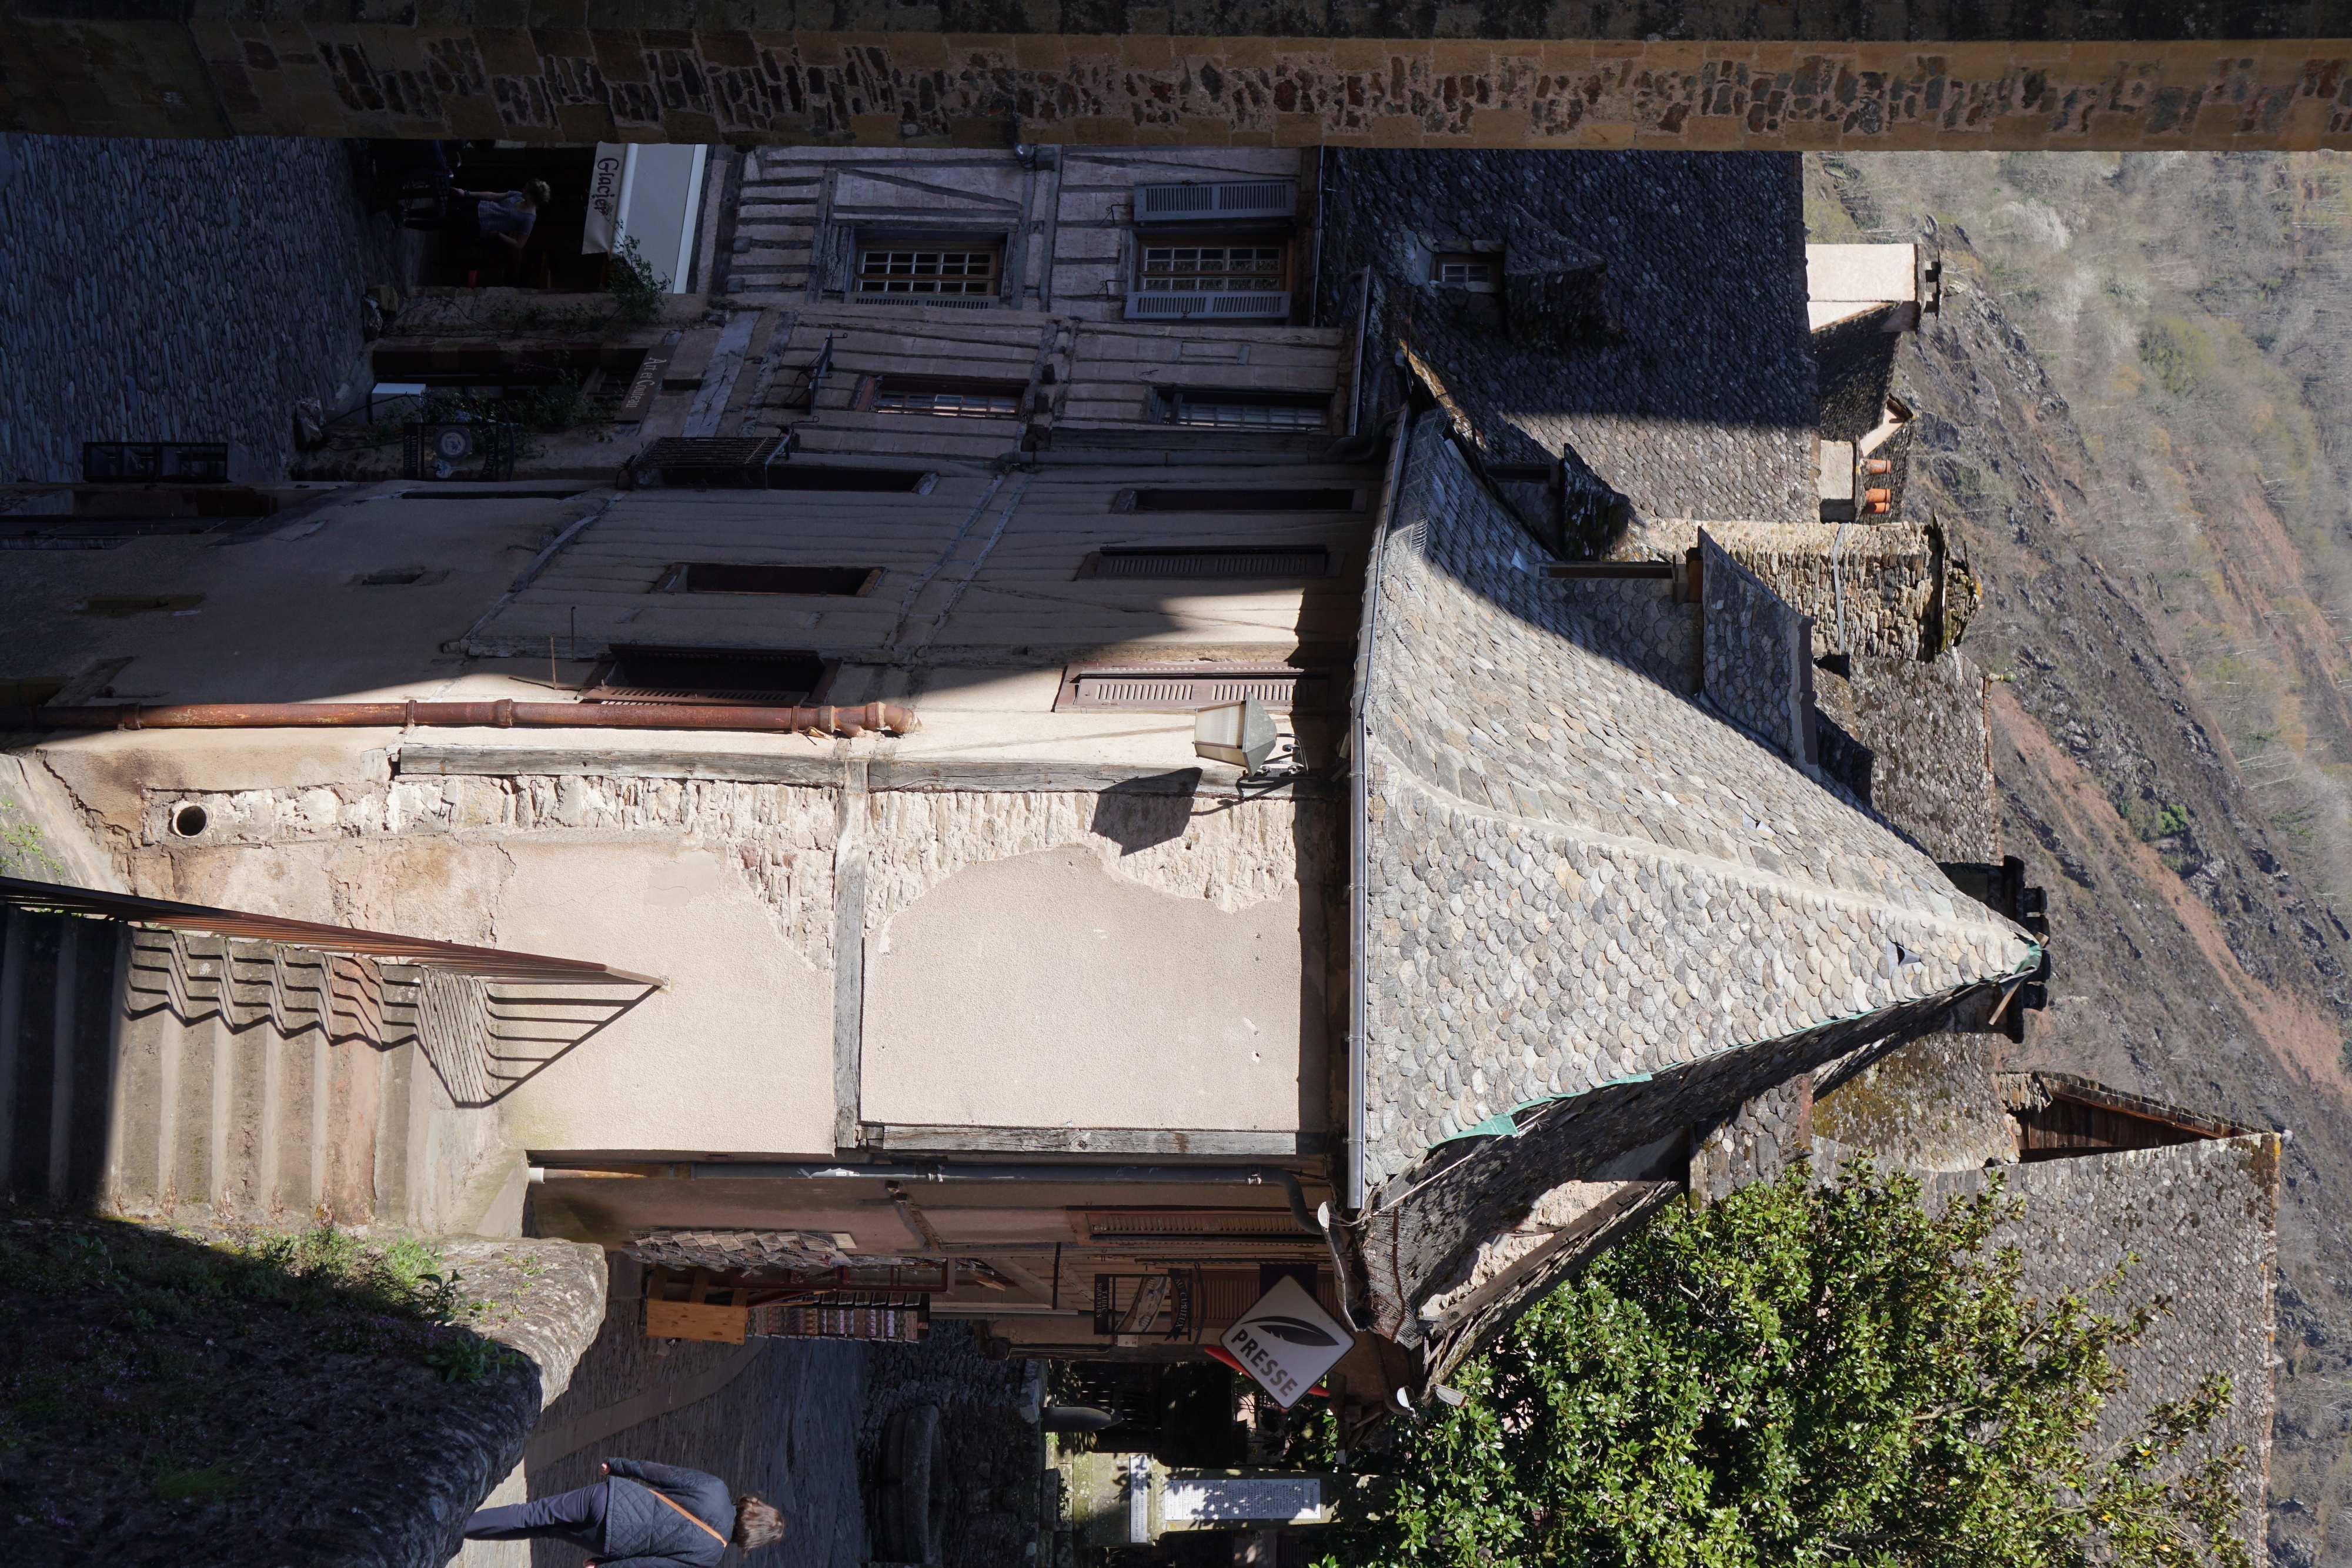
left=861, top=845, right=1316, bottom=1131
left=492, top=840, right=836, bottom=1157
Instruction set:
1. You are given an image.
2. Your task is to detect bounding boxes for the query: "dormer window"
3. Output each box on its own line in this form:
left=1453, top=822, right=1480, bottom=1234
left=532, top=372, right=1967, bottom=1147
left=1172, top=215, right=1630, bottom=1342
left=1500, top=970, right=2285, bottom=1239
left=1434, top=252, right=1499, bottom=293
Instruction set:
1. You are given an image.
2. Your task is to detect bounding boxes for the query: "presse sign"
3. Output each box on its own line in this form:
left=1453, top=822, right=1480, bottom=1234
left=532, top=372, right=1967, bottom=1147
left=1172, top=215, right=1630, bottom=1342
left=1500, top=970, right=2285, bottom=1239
left=1219, top=1275, right=1351, bottom=1409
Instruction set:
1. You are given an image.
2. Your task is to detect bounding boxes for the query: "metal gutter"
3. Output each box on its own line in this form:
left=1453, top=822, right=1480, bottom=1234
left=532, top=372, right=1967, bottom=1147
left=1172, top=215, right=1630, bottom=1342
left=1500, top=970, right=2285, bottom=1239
left=1347, top=414, right=1415, bottom=1214
left=637, top=1159, right=1328, bottom=1235
left=1, top=700, right=918, bottom=738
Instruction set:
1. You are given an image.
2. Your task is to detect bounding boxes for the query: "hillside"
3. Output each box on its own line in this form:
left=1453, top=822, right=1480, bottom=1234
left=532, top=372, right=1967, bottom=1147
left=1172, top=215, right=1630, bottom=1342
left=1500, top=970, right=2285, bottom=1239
left=1808, top=152, right=2352, bottom=1567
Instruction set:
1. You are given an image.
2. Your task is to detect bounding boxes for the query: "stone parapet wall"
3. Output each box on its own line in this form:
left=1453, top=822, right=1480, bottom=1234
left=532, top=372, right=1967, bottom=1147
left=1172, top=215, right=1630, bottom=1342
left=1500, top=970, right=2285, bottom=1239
left=1814, top=650, right=1999, bottom=864
left=1700, top=531, right=1814, bottom=762
left=9, top=24, right=2352, bottom=149
left=1627, top=517, right=1940, bottom=660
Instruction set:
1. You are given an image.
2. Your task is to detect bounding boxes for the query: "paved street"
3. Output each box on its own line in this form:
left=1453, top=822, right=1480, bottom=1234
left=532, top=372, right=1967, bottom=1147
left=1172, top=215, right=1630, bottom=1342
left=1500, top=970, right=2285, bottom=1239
left=507, top=1257, right=868, bottom=1568
left=0, top=132, right=405, bottom=484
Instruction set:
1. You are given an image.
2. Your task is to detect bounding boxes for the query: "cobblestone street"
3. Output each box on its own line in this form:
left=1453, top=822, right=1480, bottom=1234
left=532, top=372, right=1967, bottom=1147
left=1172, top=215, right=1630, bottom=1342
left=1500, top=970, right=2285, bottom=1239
left=0, top=132, right=405, bottom=484
left=507, top=1257, right=868, bottom=1568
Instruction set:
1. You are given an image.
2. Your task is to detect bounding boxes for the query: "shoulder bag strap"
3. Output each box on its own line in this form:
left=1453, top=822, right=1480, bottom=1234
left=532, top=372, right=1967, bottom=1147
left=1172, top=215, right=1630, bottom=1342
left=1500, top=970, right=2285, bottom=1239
left=650, top=1485, right=730, bottom=1549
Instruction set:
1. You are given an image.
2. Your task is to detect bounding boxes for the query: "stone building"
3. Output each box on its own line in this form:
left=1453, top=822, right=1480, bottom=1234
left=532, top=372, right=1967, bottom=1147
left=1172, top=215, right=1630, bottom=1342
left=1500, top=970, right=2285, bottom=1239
left=0, top=148, right=2276, bottom=1530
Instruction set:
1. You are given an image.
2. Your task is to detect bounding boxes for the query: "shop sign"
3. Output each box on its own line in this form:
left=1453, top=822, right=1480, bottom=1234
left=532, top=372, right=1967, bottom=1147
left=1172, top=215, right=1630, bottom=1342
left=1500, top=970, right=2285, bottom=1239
left=1220, top=1275, right=1351, bottom=1409
left=583, top=143, right=625, bottom=255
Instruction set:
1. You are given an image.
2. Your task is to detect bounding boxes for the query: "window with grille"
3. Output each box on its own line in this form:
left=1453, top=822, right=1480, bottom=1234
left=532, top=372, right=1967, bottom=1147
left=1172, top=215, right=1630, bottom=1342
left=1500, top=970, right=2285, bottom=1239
left=582, top=645, right=833, bottom=707
left=856, top=246, right=1001, bottom=297
left=657, top=564, right=880, bottom=596
left=1152, top=387, right=1330, bottom=431
left=1138, top=242, right=1286, bottom=294
left=1077, top=546, right=1331, bottom=580
left=858, top=374, right=1025, bottom=419
left=1434, top=252, right=1499, bottom=292
left=1053, top=664, right=1329, bottom=712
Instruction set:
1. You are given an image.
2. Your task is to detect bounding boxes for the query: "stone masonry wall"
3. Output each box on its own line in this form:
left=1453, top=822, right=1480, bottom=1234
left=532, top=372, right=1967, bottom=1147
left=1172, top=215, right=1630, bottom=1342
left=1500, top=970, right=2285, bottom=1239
left=11, top=24, right=2352, bottom=151
left=1813, top=650, right=2000, bottom=864
left=1619, top=517, right=1943, bottom=661
left=1690, top=1071, right=1811, bottom=1203
left=1700, top=531, right=1813, bottom=762
left=136, top=768, right=1314, bottom=976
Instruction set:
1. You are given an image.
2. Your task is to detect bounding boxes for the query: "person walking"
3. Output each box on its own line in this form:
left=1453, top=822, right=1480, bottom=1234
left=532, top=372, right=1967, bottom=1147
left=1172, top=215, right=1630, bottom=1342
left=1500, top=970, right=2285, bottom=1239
left=450, top=179, right=550, bottom=276
left=462, top=1457, right=786, bottom=1565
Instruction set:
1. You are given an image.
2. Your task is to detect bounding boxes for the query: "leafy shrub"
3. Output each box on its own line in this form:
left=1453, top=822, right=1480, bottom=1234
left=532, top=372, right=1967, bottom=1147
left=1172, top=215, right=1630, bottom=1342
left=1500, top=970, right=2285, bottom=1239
left=607, top=233, right=665, bottom=326
left=1299, top=1161, right=2251, bottom=1568
left=2140, top=316, right=2218, bottom=396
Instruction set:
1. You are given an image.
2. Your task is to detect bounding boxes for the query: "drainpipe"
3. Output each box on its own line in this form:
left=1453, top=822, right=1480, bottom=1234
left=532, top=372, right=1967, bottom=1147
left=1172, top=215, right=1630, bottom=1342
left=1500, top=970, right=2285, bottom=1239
left=544, top=1159, right=1327, bottom=1236
left=2, top=700, right=918, bottom=738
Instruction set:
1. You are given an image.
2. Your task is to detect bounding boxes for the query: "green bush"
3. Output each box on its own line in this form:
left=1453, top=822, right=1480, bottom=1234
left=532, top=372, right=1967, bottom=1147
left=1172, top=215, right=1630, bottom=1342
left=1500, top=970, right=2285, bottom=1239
left=1301, top=1161, right=2250, bottom=1568
left=607, top=234, right=665, bottom=326
left=2140, top=316, right=2218, bottom=396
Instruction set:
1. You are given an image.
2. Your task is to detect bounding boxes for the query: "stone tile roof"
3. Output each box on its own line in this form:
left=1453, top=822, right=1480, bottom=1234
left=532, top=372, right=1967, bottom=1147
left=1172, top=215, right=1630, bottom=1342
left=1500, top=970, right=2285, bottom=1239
left=1357, top=415, right=2037, bottom=1192
left=1322, top=150, right=1817, bottom=528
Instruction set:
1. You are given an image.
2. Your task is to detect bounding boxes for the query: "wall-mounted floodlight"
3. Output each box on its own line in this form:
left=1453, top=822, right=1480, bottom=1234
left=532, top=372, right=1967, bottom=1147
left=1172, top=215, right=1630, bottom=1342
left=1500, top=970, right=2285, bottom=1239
left=1194, top=697, right=1278, bottom=773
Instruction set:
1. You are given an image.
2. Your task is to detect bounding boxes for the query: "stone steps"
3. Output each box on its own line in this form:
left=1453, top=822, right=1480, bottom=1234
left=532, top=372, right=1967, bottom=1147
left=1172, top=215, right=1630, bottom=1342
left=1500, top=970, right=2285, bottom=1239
left=0, top=909, right=520, bottom=1235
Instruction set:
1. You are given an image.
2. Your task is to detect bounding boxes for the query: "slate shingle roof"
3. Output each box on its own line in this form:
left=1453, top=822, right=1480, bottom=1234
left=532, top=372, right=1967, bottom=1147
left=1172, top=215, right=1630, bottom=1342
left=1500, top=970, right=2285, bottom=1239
left=1357, top=416, right=2037, bottom=1192
left=1322, top=149, right=1818, bottom=527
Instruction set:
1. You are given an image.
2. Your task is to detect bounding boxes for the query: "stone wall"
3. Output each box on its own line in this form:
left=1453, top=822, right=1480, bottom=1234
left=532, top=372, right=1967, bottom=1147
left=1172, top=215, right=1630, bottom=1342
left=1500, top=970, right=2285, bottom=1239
left=1629, top=517, right=1940, bottom=661
left=1700, top=531, right=1815, bottom=763
left=138, top=768, right=1317, bottom=977
left=1813, top=650, right=1999, bottom=864
left=1809, top=1028, right=2015, bottom=1172
left=9, top=22, right=2351, bottom=151
left=1690, top=1071, right=1811, bottom=1203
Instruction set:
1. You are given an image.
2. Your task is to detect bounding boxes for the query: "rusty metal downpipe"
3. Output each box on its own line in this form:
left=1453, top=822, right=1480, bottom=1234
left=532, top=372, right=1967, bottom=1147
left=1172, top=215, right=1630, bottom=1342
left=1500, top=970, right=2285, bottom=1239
left=0, top=700, right=918, bottom=737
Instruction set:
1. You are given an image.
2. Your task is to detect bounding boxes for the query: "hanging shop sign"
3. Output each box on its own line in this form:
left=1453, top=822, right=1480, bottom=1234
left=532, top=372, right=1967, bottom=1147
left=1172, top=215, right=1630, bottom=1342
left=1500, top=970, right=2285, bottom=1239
left=1220, top=1275, right=1351, bottom=1409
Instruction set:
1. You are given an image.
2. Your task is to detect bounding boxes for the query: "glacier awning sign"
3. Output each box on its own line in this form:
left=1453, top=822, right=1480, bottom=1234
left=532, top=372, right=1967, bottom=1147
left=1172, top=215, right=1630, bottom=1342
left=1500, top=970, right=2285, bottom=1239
left=1220, top=1275, right=1351, bottom=1409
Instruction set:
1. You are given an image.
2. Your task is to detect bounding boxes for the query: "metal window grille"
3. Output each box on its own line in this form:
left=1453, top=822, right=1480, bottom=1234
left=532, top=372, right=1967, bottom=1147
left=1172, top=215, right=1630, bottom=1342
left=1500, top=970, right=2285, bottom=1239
left=659, top=564, right=880, bottom=596
left=1082, top=547, right=1329, bottom=580
left=1133, top=182, right=1297, bottom=222
left=856, top=248, right=1000, bottom=297
left=866, top=376, right=1024, bottom=419
left=1160, top=389, right=1329, bottom=431
left=1053, top=664, right=1328, bottom=712
left=582, top=644, right=832, bottom=707
left=1140, top=243, right=1285, bottom=293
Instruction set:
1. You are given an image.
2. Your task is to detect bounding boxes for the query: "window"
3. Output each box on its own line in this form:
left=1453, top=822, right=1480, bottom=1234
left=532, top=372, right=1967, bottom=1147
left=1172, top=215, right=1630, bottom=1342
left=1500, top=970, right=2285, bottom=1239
left=856, top=246, right=1001, bottom=298
left=1434, top=252, right=1499, bottom=292
left=658, top=564, right=880, bottom=596
left=1118, top=487, right=1356, bottom=513
left=583, top=645, right=832, bottom=707
left=1078, top=547, right=1330, bottom=581
left=1152, top=388, right=1330, bottom=432
left=634, top=438, right=936, bottom=492
left=1138, top=242, right=1285, bottom=294
left=1053, top=663, right=1329, bottom=712
left=858, top=375, right=1025, bottom=419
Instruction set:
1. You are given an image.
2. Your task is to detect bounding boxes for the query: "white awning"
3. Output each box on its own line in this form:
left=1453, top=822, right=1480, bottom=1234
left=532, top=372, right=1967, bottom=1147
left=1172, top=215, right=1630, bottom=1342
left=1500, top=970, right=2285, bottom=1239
left=582, top=143, right=709, bottom=295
